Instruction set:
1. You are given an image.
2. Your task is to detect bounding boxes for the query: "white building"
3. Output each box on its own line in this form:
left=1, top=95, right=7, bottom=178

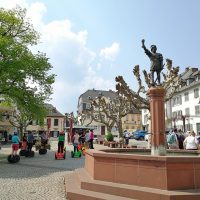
left=171, top=67, right=200, bottom=133
left=142, top=67, right=200, bottom=134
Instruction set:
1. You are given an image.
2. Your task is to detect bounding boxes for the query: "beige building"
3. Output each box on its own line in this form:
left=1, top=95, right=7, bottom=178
left=122, top=109, right=142, bottom=133
left=26, top=103, right=65, bottom=137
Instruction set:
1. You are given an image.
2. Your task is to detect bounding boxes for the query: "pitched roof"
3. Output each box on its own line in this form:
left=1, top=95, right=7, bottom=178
left=79, top=89, right=118, bottom=103
left=176, top=67, right=200, bottom=93
left=45, top=103, right=65, bottom=117
left=180, top=67, right=199, bottom=80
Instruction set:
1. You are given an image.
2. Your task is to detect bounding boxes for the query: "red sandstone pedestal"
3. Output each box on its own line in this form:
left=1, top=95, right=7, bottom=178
left=148, top=87, right=166, bottom=156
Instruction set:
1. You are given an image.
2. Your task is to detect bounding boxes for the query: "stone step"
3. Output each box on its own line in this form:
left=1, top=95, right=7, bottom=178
left=65, top=172, right=135, bottom=200
left=75, top=168, right=200, bottom=200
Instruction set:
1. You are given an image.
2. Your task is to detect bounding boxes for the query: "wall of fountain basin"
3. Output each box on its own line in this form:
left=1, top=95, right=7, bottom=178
left=85, top=148, right=200, bottom=190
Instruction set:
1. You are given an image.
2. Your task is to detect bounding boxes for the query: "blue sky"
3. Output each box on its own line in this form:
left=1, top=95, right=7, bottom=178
left=1, top=0, right=200, bottom=114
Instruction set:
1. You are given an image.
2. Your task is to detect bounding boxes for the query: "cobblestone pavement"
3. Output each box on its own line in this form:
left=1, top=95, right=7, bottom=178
left=0, top=138, right=147, bottom=200
left=0, top=139, right=85, bottom=200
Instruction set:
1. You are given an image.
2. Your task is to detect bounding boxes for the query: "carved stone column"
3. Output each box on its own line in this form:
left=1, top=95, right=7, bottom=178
left=148, top=87, right=166, bottom=156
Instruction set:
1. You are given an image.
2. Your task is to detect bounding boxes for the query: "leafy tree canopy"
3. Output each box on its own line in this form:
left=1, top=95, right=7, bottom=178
left=0, top=6, right=55, bottom=113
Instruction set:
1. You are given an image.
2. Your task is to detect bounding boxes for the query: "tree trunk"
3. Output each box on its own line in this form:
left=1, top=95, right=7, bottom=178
left=107, top=126, right=112, bottom=133
left=118, top=119, right=123, bottom=138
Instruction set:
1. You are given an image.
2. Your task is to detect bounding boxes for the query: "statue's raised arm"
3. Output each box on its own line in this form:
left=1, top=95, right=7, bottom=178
left=141, top=39, right=152, bottom=58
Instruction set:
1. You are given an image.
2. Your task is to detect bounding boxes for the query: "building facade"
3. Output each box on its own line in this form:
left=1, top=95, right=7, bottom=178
left=78, top=89, right=142, bottom=136
left=171, top=67, right=200, bottom=133
left=77, top=89, right=118, bottom=136
left=122, top=109, right=142, bottom=133
left=26, top=103, right=65, bottom=137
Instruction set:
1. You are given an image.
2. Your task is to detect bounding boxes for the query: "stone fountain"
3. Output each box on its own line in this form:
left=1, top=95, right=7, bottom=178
left=65, top=40, right=200, bottom=200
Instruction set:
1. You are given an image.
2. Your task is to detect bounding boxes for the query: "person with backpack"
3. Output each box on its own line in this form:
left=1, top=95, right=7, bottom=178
left=167, top=128, right=179, bottom=149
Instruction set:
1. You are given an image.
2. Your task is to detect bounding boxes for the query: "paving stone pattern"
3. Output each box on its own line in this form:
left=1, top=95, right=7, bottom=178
left=0, top=138, right=147, bottom=200
left=0, top=139, right=85, bottom=200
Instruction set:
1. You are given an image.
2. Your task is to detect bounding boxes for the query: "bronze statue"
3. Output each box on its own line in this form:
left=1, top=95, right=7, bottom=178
left=141, top=39, right=163, bottom=85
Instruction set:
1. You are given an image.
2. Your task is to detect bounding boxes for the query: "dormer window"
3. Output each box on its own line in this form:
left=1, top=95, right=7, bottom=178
left=186, top=79, right=190, bottom=86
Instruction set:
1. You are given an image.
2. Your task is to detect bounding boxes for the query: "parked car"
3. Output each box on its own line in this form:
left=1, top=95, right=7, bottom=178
left=132, top=130, right=147, bottom=140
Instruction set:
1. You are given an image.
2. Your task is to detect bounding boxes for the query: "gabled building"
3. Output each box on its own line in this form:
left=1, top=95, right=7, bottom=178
left=26, top=103, right=65, bottom=137
left=78, top=89, right=142, bottom=136
left=77, top=89, right=118, bottom=136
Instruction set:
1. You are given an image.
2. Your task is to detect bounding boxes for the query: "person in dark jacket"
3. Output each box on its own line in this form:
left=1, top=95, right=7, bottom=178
left=27, top=132, right=34, bottom=152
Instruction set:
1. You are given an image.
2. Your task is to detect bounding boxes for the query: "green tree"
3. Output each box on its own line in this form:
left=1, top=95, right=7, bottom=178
left=8, top=104, right=48, bottom=138
left=0, top=6, right=55, bottom=113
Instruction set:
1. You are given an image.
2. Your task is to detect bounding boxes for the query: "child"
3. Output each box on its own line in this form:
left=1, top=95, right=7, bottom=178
left=11, top=132, right=20, bottom=156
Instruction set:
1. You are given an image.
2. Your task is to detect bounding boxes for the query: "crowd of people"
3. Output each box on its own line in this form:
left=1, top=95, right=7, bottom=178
left=10, top=131, right=49, bottom=157
left=8, top=129, right=96, bottom=157
left=7, top=127, right=200, bottom=157
left=167, top=128, right=200, bottom=150
left=71, top=129, right=94, bottom=153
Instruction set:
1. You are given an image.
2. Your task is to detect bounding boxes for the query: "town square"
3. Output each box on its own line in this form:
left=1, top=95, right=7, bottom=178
left=0, top=0, right=200, bottom=200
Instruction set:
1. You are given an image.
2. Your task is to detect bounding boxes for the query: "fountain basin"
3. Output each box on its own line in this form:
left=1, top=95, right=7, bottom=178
left=85, top=148, right=200, bottom=190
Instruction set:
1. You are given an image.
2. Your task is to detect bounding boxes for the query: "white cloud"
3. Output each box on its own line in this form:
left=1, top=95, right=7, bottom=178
left=26, top=2, right=47, bottom=28
left=0, top=0, right=28, bottom=9
left=0, top=1, right=46, bottom=31
left=97, top=63, right=101, bottom=70
left=0, top=0, right=118, bottom=113
left=100, top=42, right=120, bottom=61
